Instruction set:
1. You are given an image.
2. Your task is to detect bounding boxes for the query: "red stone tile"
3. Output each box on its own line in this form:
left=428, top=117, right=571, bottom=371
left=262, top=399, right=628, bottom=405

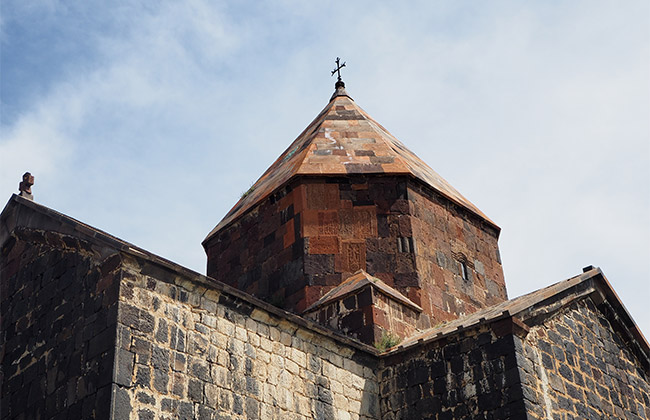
left=309, top=236, right=340, bottom=255
left=339, top=241, right=366, bottom=273
left=306, top=184, right=340, bottom=210
left=283, top=220, right=295, bottom=248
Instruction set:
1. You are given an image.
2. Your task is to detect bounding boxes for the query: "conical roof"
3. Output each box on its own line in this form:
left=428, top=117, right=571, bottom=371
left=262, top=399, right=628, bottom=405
left=205, top=86, right=496, bottom=242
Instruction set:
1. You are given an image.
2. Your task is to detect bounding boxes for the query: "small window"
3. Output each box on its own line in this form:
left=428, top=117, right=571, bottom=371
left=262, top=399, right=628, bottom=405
left=460, top=260, right=469, bottom=280
left=397, top=237, right=414, bottom=253
left=280, top=205, right=294, bottom=224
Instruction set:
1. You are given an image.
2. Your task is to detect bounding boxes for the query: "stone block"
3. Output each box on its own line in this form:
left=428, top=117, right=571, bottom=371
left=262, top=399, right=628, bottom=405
left=188, top=379, right=204, bottom=402
left=309, top=236, right=340, bottom=255
left=110, top=385, right=131, bottom=420
left=115, top=348, right=134, bottom=387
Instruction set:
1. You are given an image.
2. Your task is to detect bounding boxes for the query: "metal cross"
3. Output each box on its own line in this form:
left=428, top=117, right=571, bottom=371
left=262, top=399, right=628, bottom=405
left=331, top=57, right=346, bottom=82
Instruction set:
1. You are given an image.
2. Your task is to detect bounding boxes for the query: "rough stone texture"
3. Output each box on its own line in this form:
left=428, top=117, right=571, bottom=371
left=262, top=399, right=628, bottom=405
left=408, top=182, right=507, bottom=323
left=0, top=196, right=381, bottom=420
left=304, top=283, right=421, bottom=346
left=2, top=83, right=649, bottom=420
left=2, top=194, right=649, bottom=420
left=0, top=226, right=120, bottom=419
left=204, top=176, right=401, bottom=315
left=204, top=89, right=506, bottom=342
left=379, top=321, right=529, bottom=420
left=519, top=297, right=650, bottom=420
left=115, top=255, right=380, bottom=420
left=205, top=176, right=506, bottom=338
left=373, top=292, right=420, bottom=342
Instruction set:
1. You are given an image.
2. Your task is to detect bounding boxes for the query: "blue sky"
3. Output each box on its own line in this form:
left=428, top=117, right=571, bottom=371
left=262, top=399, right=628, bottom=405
left=1, top=1, right=648, bottom=336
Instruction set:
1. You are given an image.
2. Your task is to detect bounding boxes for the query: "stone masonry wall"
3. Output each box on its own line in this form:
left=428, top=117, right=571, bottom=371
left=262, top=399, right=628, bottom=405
left=304, top=285, right=421, bottom=346
left=305, top=286, right=421, bottom=346
left=408, top=181, right=507, bottom=324
left=205, top=176, right=415, bottom=315
left=379, top=320, right=528, bottom=420
left=207, top=176, right=506, bottom=333
left=114, top=254, right=380, bottom=420
left=518, top=297, right=650, bottom=419
left=0, top=227, right=121, bottom=420
left=304, top=285, right=378, bottom=345
left=373, top=292, right=420, bottom=342
left=205, top=180, right=306, bottom=310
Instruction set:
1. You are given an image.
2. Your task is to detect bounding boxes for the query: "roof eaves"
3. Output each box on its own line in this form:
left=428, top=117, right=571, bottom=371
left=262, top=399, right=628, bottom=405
left=384, top=268, right=649, bottom=365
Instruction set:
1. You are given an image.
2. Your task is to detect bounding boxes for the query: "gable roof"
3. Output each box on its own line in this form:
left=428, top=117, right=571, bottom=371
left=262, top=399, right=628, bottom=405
left=389, top=267, right=649, bottom=368
left=204, top=86, right=496, bottom=242
left=303, top=269, right=422, bottom=314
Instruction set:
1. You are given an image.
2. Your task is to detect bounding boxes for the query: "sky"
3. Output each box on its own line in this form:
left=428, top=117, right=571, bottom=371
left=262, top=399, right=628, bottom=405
left=1, top=1, right=648, bottom=337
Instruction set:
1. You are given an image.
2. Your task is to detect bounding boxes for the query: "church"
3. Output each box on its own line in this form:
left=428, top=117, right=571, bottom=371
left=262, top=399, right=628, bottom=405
left=1, top=71, right=648, bottom=419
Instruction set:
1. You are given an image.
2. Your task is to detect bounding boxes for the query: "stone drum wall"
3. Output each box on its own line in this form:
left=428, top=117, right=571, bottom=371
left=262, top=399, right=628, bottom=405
left=407, top=181, right=507, bottom=324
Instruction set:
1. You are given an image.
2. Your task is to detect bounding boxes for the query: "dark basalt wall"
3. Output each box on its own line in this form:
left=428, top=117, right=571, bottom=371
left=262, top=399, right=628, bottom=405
left=518, top=298, right=650, bottom=419
left=0, top=227, right=121, bottom=420
left=379, top=320, right=528, bottom=420
left=2, top=196, right=648, bottom=420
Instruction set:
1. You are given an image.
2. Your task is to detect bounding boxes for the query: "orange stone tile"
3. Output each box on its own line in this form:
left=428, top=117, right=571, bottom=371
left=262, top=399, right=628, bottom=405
left=319, top=163, right=348, bottom=174
left=298, top=163, right=322, bottom=174
left=306, top=184, right=340, bottom=210
left=302, top=209, right=320, bottom=237
left=284, top=219, right=295, bottom=248
left=340, top=241, right=366, bottom=273
left=309, top=236, right=340, bottom=255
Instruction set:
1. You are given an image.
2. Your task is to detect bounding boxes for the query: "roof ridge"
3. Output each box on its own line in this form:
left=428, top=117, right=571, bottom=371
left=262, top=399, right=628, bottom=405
left=358, top=107, right=493, bottom=224
left=303, top=269, right=422, bottom=314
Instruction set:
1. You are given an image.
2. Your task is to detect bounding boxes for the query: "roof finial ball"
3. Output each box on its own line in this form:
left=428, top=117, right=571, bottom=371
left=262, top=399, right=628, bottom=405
left=331, top=57, right=346, bottom=89
left=19, top=172, right=34, bottom=200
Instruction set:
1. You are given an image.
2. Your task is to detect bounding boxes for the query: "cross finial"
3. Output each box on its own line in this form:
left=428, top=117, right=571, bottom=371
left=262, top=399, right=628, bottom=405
left=19, top=172, right=34, bottom=200
left=331, top=57, right=346, bottom=88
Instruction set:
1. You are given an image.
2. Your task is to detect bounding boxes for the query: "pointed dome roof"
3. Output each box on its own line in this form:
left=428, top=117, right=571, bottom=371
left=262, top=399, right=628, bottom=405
left=205, top=86, right=496, bottom=242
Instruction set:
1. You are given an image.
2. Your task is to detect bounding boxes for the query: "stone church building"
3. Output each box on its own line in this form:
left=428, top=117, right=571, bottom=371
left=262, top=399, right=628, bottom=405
left=1, top=79, right=648, bottom=419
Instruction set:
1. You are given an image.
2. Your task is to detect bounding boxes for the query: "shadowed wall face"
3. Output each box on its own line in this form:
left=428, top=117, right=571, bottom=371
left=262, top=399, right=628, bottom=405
left=518, top=298, right=650, bottom=419
left=379, top=322, right=528, bottom=419
left=407, top=182, right=507, bottom=324
left=0, top=227, right=121, bottom=420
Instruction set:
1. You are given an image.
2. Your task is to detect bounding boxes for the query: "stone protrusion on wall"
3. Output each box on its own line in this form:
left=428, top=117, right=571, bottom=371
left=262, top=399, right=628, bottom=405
left=303, top=270, right=424, bottom=346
